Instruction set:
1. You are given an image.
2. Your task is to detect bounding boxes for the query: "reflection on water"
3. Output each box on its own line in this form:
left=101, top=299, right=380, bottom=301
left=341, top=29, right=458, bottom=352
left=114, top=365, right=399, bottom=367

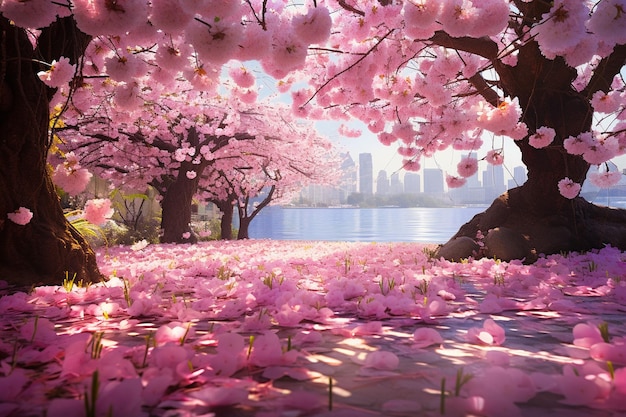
left=248, top=207, right=486, bottom=244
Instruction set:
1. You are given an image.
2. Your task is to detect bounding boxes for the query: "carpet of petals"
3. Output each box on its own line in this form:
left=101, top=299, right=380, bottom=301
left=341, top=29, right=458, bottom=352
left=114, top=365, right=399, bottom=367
left=1, top=240, right=626, bottom=417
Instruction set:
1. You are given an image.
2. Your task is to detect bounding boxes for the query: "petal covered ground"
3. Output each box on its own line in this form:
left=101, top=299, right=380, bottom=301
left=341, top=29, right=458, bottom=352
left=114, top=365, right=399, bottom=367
left=1, top=240, right=626, bottom=417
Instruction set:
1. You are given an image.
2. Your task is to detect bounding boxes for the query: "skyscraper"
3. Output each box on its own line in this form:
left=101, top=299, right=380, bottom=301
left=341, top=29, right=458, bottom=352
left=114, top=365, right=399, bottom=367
left=424, top=168, right=444, bottom=195
left=404, top=172, right=421, bottom=194
left=339, top=153, right=357, bottom=202
left=359, top=153, right=373, bottom=195
left=376, top=170, right=390, bottom=195
left=390, top=172, right=403, bottom=195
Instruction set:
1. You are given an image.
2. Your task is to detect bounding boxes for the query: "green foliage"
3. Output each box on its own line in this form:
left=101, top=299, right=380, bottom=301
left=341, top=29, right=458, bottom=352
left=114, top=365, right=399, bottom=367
left=65, top=209, right=107, bottom=245
left=103, top=217, right=161, bottom=246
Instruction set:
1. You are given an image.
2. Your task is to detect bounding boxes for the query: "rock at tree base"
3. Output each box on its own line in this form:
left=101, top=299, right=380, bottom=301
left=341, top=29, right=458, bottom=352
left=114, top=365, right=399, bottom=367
left=483, top=227, right=532, bottom=262
left=435, top=236, right=480, bottom=261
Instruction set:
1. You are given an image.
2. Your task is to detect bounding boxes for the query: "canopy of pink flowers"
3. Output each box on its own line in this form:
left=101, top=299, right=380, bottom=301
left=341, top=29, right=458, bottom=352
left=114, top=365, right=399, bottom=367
left=0, top=240, right=625, bottom=416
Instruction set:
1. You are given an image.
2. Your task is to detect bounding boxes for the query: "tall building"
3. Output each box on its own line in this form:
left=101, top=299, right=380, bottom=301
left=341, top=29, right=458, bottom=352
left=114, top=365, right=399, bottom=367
left=513, top=166, right=527, bottom=187
left=376, top=170, right=390, bottom=195
left=483, top=164, right=506, bottom=201
left=404, top=172, right=421, bottom=194
left=423, top=168, right=444, bottom=195
left=359, top=153, right=373, bottom=195
left=339, top=153, right=357, bottom=202
left=390, top=172, right=403, bottom=195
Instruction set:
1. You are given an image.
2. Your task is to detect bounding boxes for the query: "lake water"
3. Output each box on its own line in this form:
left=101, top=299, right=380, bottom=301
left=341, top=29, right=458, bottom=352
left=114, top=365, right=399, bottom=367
left=248, top=198, right=626, bottom=243
left=248, top=207, right=486, bottom=244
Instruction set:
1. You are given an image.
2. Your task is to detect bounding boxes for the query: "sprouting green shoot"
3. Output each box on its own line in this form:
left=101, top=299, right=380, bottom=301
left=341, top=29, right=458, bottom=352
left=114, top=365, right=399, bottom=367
left=416, top=279, right=429, bottom=295
left=29, top=316, right=39, bottom=343
left=247, top=335, right=255, bottom=359
left=344, top=255, right=352, bottom=275
left=10, top=339, right=19, bottom=373
left=84, top=370, right=99, bottom=417
left=122, top=278, right=132, bottom=308
left=455, top=368, right=473, bottom=396
left=89, top=332, right=104, bottom=359
left=142, top=332, right=154, bottom=368
left=607, top=361, right=615, bottom=380
left=440, top=377, right=446, bottom=415
left=63, top=271, right=77, bottom=292
left=179, top=323, right=192, bottom=346
left=588, top=260, right=598, bottom=272
left=283, top=335, right=292, bottom=353
left=598, top=322, right=610, bottom=343
left=328, top=377, right=333, bottom=411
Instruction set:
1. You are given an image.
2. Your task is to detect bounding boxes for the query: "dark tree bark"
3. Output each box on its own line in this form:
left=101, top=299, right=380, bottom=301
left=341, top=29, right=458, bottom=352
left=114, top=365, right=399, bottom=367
left=237, top=186, right=275, bottom=239
left=158, top=161, right=206, bottom=244
left=213, top=200, right=234, bottom=240
left=0, top=17, right=102, bottom=286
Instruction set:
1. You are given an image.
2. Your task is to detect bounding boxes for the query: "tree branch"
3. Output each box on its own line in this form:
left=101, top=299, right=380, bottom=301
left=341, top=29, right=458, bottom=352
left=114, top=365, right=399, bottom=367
left=303, top=28, right=395, bottom=107
left=429, top=31, right=499, bottom=61
left=468, top=73, right=500, bottom=106
left=582, top=44, right=626, bottom=97
left=337, top=0, right=365, bottom=16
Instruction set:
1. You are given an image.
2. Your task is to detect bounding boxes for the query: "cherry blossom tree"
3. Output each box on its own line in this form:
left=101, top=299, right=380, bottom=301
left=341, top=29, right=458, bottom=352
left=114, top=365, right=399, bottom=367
left=2, top=0, right=626, bottom=285
left=57, top=82, right=339, bottom=244
left=294, top=0, right=626, bottom=261
left=198, top=129, right=339, bottom=240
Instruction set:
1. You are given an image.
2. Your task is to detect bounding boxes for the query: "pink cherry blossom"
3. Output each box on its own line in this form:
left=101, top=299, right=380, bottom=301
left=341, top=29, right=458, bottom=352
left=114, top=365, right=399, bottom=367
left=466, top=318, right=506, bottom=346
left=37, top=57, right=76, bottom=88
left=485, top=149, right=504, bottom=165
left=149, top=0, right=193, bottom=33
left=446, top=174, right=467, bottom=188
left=528, top=126, right=556, bottom=149
left=589, top=170, right=622, bottom=188
left=412, top=327, right=444, bottom=348
left=363, top=350, right=400, bottom=371
left=292, top=6, right=332, bottom=45
left=457, top=156, right=478, bottom=178
left=591, top=90, right=621, bottom=114
left=155, top=321, right=195, bottom=345
left=587, top=0, right=626, bottom=47
left=558, top=365, right=602, bottom=406
left=229, top=66, right=256, bottom=88
left=52, top=152, right=93, bottom=196
left=557, top=177, right=581, bottom=199
left=7, top=207, right=33, bottom=226
left=564, top=132, right=592, bottom=155
left=1, top=0, right=67, bottom=28
left=476, top=98, right=523, bottom=137
left=572, top=322, right=605, bottom=348
left=530, top=1, right=590, bottom=59
left=590, top=342, right=626, bottom=365
left=72, top=0, right=148, bottom=36
left=83, top=198, right=114, bottom=225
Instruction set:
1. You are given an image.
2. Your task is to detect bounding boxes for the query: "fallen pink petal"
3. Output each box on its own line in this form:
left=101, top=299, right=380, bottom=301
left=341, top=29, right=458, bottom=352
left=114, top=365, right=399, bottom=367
left=0, top=241, right=625, bottom=416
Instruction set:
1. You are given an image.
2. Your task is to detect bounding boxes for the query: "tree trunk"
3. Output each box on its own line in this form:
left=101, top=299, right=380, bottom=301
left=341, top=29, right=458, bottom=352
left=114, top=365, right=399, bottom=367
left=0, top=17, right=102, bottom=287
left=237, top=213, right=251, bottom=239
left=160, top=162, right=202, bottom=244
left=437, top=41, right=626, bottom=262
left=237, top=186, right=275, bottom=239
left=214, top=201, right=234, bottom=240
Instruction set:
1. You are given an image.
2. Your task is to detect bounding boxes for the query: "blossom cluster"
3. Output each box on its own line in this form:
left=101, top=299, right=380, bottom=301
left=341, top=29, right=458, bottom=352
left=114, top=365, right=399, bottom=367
left=52, top=152, right=93, bottom=196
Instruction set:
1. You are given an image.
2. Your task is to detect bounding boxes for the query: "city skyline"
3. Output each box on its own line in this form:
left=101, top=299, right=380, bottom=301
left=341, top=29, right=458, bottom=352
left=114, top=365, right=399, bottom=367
left=298, top=151, right=626, bottom=207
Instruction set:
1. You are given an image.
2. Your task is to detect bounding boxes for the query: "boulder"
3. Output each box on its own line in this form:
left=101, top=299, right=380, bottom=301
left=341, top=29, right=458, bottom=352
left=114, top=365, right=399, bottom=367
left=435, top=236, right=480, bottom=261
left=483, top=227, right=531, bottom=262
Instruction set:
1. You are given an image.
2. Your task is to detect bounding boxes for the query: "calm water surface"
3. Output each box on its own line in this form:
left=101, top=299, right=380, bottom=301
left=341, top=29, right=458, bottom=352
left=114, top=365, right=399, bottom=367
left=248, top=207, right=486, bottom=244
